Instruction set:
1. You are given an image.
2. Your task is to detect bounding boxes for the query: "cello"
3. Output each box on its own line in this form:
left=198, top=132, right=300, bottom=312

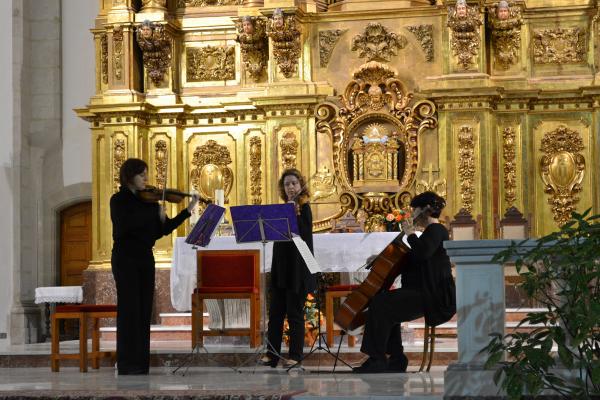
left=334, top=206, right=430, bottom=332
left=333, top=234, right=411, bottom=331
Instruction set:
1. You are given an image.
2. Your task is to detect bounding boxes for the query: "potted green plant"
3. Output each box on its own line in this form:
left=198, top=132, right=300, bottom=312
left=483, top=209, right=600, bottom=399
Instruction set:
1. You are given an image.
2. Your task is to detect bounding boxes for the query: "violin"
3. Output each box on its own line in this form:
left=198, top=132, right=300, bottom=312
left=138, top=185, right=210, bottom=204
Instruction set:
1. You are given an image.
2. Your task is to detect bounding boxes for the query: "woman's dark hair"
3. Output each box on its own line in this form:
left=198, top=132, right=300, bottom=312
left=277, top=168, right=310, bottom=202
left=119, top=158, right=148, bottom=187
left=410, top=191, right=446, bottom=218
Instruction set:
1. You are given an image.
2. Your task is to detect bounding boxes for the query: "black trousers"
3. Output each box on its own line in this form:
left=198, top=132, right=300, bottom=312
left=111, top=250, right=155, bottom=373
left=360, top=288, right=424, bottom=360
left=266, top=287, right=305, bottom=361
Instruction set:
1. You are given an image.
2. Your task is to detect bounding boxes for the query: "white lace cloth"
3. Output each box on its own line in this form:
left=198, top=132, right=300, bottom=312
left=34, top=286, right=83, bottom=304
left=170, top=232, right=399, bottom=312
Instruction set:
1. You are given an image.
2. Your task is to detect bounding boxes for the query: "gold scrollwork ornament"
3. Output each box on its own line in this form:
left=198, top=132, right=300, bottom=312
left=458, top=125, right=476, bottom=213
left=351, top=23, right=407, bottom=62
left=540, top=126, right=585, bottom=227
left=190, top=140, right=234, bottom=203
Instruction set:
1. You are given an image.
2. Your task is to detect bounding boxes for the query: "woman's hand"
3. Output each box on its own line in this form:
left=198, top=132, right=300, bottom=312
left=401, top=218, right=416, bottom=235
left=187, top=193, right=200, bottom=213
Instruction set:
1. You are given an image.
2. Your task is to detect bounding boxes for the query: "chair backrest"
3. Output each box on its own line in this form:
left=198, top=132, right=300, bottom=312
left=196, top=249, right=260, bottom=289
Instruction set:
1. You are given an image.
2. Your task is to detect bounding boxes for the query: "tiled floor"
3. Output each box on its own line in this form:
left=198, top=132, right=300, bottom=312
left=0, top=340, right=447, bottom=399
left=0, top=366, right=445, bottom=399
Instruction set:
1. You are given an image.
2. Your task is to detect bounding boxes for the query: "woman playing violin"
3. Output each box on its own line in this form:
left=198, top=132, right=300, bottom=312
left=110, top=158, right=200, bottom=375
left=260, top=168, right=316, bottom=368
left=354, top=191, right=456, bottom=373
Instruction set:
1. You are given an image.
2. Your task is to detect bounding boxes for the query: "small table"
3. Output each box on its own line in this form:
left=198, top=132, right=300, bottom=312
left=35, top=286, right=83, bottom=341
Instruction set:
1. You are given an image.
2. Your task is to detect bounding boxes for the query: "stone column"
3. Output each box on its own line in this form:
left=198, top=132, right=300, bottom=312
left=443, top=239, right=536, bottom=397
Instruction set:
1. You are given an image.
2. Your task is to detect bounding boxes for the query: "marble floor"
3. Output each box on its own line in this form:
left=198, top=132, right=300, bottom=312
left=0, top=366, right=445, bottom=399
left=0, top=341, right=447, bottom=399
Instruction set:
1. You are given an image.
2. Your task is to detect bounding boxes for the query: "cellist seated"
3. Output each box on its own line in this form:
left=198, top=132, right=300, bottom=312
left=353, top=191, right=456, bottom=373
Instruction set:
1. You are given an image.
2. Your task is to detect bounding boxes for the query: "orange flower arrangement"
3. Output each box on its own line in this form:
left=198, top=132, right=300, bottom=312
left=282, top=293, right=325, bottom=346
left=384, top=208, right=411, bottom=232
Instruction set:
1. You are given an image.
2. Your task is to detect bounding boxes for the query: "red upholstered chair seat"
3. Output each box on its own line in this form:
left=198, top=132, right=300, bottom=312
left=192, top=249, right=261, bottom=349
left=327, top=284, right=360, bottom=292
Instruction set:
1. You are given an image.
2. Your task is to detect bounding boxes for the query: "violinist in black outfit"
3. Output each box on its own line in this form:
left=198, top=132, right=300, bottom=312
left=110, top=158, right=199, bottom=375
left=354, top=191, right=456, bottom=373
left=260, top=168, right=316, bottom=368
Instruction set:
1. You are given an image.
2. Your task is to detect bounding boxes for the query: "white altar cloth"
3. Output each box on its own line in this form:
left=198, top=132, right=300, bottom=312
left=170, top=232, right=398, bottom=312
left=34, top=286, right=83, bottom=304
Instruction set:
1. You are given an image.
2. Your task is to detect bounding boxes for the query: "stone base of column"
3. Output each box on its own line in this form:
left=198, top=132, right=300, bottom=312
left=9, top=304, right=42, bottom=344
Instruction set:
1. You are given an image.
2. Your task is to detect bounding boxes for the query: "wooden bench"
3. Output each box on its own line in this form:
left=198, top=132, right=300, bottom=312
left=51, top=304, right=117, bottom=372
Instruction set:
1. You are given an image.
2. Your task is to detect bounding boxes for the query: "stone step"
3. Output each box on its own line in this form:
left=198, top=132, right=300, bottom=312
left=159, top=312, right=208, bottom=326
left=100, top=325, right=202, bottom=341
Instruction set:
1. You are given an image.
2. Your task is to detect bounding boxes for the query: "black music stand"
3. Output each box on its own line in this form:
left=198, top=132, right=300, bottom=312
left=229, top=204, right=298, bottom=371
left=290, top=274, right=354, bottom=373
left=172, top=203, right=226, bottom=375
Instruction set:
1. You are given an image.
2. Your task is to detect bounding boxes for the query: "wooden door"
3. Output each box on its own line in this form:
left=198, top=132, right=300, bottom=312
left=60, top=201, right=92, bottom=286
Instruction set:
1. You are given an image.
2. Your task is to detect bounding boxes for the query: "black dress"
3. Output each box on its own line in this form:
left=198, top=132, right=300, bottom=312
left=360, top=223, right=456, bottom=360
left=110, top=187, right=191, bottom=374
left=267, top=202, right=316, bottom=362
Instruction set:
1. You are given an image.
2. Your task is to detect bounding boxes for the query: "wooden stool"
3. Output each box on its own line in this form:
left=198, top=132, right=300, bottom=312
left=419, top=324, right=457, bottom=372
left=51, top=304, right=117, bottom=372
left=325, top=284, right=360, bottom=348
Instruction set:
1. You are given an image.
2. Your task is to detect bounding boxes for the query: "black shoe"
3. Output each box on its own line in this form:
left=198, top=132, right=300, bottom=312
left=352, top=357, right=388, bottom=373
left=387, top=353, right=408, bottom=372
left=258, top=355, right=278, bottom=368
left=118, top=369, right=148, bottom=375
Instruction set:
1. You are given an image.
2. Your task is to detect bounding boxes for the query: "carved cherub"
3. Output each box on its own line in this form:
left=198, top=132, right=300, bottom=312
left=487, top=0, right=523, bottom=69
left=135, top=20, right=171, bottom=85
left=267, top=8, right=301, bottom=77
left=235, top=16, right=268, bottom=81
left=447, top=0, right=482, bottom=70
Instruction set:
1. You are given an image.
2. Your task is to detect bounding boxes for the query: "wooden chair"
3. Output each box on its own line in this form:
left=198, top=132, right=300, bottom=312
left=51, top=304, right=117, bottom=372
left=419, top=324, right=457, bottom=372
left=325, top=284, right=360, bottom=348
left=191, top=249, right=260, bottom=349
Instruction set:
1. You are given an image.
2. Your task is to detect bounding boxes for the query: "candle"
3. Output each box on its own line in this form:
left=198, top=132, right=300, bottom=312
left=215, top=189, right=224, bottom=207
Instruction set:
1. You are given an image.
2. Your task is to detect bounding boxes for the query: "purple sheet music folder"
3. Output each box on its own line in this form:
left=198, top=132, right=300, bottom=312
left=230, top=203, right=299, bottom=244
left=185, top=204, right=226, bottom=247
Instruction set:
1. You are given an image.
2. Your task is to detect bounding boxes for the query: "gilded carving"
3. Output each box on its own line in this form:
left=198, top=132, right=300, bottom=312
left=178, top=0, right=243, bottom=6
left=280, top=131, right=298, bottom=170
left=190, top=140, right=234, bottom=203
left=351, top=23, right=408, bottom=62
left=415, top=163, right=446, bottom=199
left=155, top=140, right=168, bottom=189
left=113, top=138, right=126, bottom=193
left=267, top=9, right=301, bottom=78
left=112, top=25, right=124, bottom=82
left=236, top=17, right=268, bottom=82
left=540, top=126, right=585, bottom=226
left=458, top=125, right=476, bottom=213
left=249, top=136, right=262, bottom=205
left=533, top=27, right=586, bottom=64
left=187, top=46, right=235, bottom=82
left=319, top=29, right=346, bottom=67
left=101, top=34, right=108, bottom=84
left=488, top=1, right=522, bottom=69
left=447, top=0, right=482, bottom=70
left=406, top=25, right=434, bottom=62
left=136, top=21, right=172, bottom=86
left=502, top=127, right=517, bottom=207
left=315, top=61, right=437, bottom=224
left=141, top=0, right=166, bottom=9
left=311, top=165, right=337, bottom=201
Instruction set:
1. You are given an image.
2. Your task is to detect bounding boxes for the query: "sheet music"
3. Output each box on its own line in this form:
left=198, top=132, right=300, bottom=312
left=292, top=236, right=322, bottom=274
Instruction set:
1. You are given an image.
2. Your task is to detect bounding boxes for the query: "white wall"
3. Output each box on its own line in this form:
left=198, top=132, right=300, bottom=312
left=0, top=0, right=15, bottom=340
left=61, top=0, right=97, bottom=186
